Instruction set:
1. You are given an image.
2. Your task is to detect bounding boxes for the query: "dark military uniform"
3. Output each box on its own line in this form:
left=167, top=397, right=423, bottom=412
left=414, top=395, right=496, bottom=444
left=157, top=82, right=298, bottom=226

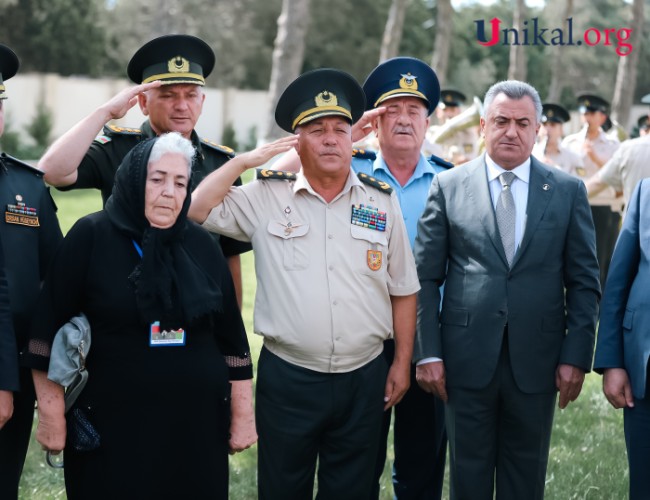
left=57, top=120, right=251, bottom=257
left=0, top=154, right=63, bottom=498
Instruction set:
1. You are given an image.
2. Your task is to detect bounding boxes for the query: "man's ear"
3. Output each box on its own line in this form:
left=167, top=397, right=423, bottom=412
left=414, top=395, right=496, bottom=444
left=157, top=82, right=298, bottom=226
left=138, top=93, right=149, bottom=115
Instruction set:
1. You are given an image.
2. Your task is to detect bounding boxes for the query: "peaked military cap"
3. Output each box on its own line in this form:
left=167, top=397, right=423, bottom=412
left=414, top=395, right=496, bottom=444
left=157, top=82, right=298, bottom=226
left=440, top=89, right=467, bottom=108
left=641, top=94, right=650, bottom=105
left=0, top=44, right=19, bottom=100
left=637, top=114, right=649, bottom=130
left=362, top=57, right=440, bottom=115
left=127, top=34, right=215, bottom=86
left=577, top=94, right=609, bottom=114
left=275, top=68, right=365, bottom=133
left=541, top=103, right=570, bottom=124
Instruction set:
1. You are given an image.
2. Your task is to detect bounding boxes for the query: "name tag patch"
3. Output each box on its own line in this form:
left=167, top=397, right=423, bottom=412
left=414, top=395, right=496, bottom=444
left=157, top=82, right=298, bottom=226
left=149, top=321, right=186, bottom=347
left=6, top=198, right=39, bottom=227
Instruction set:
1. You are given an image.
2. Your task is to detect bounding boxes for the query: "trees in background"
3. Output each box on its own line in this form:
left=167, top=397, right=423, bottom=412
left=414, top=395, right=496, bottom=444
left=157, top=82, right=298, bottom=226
left=0, top=0, right=648, bottom=138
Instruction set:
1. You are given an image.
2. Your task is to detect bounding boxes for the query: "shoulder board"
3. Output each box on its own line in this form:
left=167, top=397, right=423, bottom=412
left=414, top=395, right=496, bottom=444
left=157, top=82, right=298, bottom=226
left=104, top=124, right=142, bottom=136
left=0, top=153, right=44, bottom=176
left=256, top=169, right=297, bottom=181
left=428, top=154, right=454, bottom=170
left=352, top=148, right=377, bottom=160
left=201, top=139, right=235, bottom=158
left=357, top=172, right=393, bottom=194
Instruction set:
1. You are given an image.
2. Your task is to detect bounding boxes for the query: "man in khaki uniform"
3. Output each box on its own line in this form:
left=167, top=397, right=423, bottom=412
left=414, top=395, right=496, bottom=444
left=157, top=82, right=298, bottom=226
left=586, top=113, right=650, bottom=215
left=189, top=68, right=419, bottom=499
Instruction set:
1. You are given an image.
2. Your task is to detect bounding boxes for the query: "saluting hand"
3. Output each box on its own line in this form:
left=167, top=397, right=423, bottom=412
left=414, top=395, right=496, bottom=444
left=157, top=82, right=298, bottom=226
left=100, top=81, right=162, bottom=121
left=235, top=135, right=299, bottom=172
left=351, top=107, right=386, bottom=143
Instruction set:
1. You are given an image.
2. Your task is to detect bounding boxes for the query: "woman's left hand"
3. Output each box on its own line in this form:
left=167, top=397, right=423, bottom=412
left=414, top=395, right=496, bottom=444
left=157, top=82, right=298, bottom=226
left=229, top=379, right=257, bottom=454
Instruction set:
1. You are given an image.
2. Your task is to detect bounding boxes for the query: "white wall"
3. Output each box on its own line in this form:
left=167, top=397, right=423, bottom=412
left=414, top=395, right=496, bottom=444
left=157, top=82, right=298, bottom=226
left=6, top=73, right=270, bottom=151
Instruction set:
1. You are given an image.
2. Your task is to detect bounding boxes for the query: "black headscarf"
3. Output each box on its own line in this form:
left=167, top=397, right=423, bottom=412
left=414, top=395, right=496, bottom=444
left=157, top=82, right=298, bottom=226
left=104, top=137, right=222, bottom=325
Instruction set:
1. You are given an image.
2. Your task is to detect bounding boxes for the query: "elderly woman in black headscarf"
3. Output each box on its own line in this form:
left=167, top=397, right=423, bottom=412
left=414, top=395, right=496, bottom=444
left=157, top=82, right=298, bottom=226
left=25, top=132, right=256, bottom=499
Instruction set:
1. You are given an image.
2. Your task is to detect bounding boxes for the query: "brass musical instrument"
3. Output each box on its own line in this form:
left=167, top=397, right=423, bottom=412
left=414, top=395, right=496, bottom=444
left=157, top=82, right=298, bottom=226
left=429, top=96, right=482, bottom=144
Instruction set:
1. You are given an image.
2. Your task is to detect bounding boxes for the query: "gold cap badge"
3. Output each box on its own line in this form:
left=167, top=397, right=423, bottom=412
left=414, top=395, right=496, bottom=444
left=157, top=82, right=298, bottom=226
left=315, top=91, right=338, bottom=107
left=399, top=73, right=418, bottom=90
left=168, top=56, right=190, bottom=73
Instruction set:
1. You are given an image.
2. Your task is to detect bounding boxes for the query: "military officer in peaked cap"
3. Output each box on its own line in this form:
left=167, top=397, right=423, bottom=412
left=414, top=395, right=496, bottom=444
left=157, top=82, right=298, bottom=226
left=350, top=57, right=451, bottom=500
left=38, top=34, right=251, bottom=306
left=562, top=93, right=620, bottom=287
left=0, top=44, right=63, bottom=499
left=189, top=68, right=420, bottom=499
left=533, top=103, right=583, bottom=175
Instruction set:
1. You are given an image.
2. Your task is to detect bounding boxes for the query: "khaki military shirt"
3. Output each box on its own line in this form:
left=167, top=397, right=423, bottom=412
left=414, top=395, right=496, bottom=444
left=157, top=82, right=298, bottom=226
left=562, top=127, right=620, bottom=209
left=532, top=141, right=583, bottom=173
left=598, top=135, right=650, bottom=210
left=203, top=169, right=420, bottom=373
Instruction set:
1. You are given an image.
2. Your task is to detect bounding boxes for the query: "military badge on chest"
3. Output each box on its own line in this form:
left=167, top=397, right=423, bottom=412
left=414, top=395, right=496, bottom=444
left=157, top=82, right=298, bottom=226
left=5, top=194, right=39, bottom=227
left=351, top=204, right=386, bottom=271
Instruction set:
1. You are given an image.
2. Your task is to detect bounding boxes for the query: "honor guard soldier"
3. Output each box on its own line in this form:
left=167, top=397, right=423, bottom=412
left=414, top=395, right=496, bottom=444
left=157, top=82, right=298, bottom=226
left=0, top=44, right=64, bottom=499
left=562, top=94, right=621, bottom=286
left=189, top=68, right=420, bottom=499
left=533, top=103, right=583, bottom=174
left=38, top=34, right=250, bottom=306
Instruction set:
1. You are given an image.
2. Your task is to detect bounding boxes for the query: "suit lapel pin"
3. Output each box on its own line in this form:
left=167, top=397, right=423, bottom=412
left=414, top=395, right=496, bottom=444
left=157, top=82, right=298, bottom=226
left=542, top=184, right=550, bottom=191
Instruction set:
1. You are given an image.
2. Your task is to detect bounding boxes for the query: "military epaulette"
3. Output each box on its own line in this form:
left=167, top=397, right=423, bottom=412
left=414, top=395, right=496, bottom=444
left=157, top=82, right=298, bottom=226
left=104, top=124, right=142, bottom=136
left=352, top=148, right=377, bottom=160
left=357, top=172, right=393, bottom=194
left=0, top=153, right=44, bottom=176
left=200, top=139, right=235, bottom=158
left=428, top=154, right=454, bottom=170
left=256, top=168, right=297, bottom=181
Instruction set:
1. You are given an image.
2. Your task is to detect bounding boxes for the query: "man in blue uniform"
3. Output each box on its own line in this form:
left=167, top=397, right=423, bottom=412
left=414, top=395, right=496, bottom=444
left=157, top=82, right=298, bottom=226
left=357, top=57, right=452, bottom=500
left=38, top=34, right=250, bottom=305
left=0, top=44, right=63, bottom=499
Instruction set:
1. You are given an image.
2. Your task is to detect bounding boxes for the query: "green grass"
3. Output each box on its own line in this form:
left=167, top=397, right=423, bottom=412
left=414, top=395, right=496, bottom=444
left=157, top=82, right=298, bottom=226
left=18, top=188, right=628, bottom=499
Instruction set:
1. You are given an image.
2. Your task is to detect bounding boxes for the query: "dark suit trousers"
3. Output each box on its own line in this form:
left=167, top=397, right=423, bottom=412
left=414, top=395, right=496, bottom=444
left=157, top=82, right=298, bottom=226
left=372, top=339, right=447, bottom=500
left=256, top=347, right=387, bottom=500
left=624, top=362, right=650, bottom=500
left=446, top=340, right=556, bottom=500
left=0, top=367, right=35, bottom=499
left=591, top=205, right=621, bottom=287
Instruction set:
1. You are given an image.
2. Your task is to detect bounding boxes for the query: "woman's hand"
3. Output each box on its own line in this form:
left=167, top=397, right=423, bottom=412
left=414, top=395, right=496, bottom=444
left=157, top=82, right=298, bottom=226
left=32, top=369, right=67, bottom=452
left=228, top=379, right=257, bottom=454
left=36, top=410, right=67, bottom=452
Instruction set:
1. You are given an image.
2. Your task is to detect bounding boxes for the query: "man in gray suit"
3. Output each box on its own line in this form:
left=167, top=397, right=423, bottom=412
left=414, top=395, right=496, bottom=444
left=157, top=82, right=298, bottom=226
left=414, top=80, right=600, bottom=499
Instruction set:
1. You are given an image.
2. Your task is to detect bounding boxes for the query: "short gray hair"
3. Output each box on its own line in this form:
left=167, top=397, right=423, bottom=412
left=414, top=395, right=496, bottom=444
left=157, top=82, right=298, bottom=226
left=482, top=80, right=543, bottom=123
left=148, top=132, right=195, bottom=175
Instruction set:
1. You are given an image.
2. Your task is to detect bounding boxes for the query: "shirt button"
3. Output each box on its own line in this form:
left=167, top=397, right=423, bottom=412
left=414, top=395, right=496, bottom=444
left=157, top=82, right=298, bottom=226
left=333, top=300, right=338, bottom=306
left=328, top=265, right=334, bottom=271
left=327, top=234, right=334, bottom=239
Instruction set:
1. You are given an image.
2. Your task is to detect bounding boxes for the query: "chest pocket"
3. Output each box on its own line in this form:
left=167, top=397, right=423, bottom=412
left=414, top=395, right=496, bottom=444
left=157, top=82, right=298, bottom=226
left=267, top=220, right=310, bottom=270
left=351, top=225, right=389, bottom=278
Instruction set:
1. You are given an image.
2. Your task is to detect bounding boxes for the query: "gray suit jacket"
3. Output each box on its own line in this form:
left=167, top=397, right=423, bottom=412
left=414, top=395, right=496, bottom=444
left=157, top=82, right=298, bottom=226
left=414, top=154, right=600, bottom=393
left=594, top=178, right=650, bottom=399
